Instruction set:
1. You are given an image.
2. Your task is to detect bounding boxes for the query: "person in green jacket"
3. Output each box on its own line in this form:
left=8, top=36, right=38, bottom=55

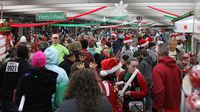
left=51, top=34, right=69, bottom=64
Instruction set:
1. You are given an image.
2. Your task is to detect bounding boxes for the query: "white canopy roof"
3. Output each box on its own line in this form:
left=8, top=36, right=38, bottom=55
left=175, top=16, right=194, bottom=33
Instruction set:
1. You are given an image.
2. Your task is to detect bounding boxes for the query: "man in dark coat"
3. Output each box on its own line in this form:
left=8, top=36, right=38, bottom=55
left=0, top=45, right=32, bottom=112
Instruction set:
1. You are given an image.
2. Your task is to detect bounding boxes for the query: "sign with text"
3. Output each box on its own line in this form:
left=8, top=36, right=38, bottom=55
left=36, top=12, right=66, bottom=21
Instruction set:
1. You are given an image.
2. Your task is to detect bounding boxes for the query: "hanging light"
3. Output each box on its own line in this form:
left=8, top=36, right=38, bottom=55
left=114, top=0, right=128, bottom=15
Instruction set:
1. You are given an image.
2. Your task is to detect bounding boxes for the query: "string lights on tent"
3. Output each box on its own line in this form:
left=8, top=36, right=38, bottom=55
left=114, top=0, right=128, bottom=15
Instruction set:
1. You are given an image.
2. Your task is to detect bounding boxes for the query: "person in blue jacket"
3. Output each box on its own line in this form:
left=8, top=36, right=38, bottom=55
left=44, top=47, right=69, bottom=111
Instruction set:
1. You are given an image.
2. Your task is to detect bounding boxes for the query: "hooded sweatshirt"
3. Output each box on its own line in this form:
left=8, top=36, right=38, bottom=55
left=44, top=47, right=69, bottom=109
left=152, top=56, right=182, bottom=112
left=16, top=68, right=58, bottom=112
left=139, top=56, right=153, bottom=87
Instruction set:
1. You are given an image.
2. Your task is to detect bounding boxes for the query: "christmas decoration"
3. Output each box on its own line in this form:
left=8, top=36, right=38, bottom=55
left=0, top=6, right=107, bottom=28
left=114, top=0, right=128, bottom=15
left=182, top=52, right=196, bottom=74
left=148, top=6, right=180, bottom=17
left=50, top=15, right=127, bottom=27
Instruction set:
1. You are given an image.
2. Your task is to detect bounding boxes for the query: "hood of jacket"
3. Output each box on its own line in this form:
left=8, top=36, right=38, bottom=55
left=159, top=56, right=177, bottom=68
left=44, top=47, right=58, bottom=65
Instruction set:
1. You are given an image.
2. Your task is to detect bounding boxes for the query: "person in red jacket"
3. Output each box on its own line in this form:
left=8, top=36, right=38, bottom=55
left=152, top=43, right=182, bottom=112
left=121, top=58, right=148, bottom=112
left=99, top=58, right=123, bottom=112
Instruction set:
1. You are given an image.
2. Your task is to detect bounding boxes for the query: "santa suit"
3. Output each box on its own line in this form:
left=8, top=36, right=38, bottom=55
left=100, top=80, right=122, bottom=112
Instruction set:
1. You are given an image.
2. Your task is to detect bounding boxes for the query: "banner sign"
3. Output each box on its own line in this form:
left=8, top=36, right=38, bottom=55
left=36, top=12, right=66, bottom=21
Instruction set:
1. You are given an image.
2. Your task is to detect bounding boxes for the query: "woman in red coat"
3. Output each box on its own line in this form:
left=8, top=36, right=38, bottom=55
left=99, top=58, right=123, bottom=112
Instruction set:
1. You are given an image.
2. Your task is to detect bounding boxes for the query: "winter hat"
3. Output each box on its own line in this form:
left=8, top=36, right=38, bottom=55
left=124, top=36, right=132, bottom=44
left=111, top=32, right=117, bottom=37
left=100, top=58, right=122, bottom=77
left=20, top=36, right=27, bottom=43
left=146, top=36, right=153, bottom=42
left=32, top=51, right=46, bottom=68
left=138, top=38, right=149, bottom=47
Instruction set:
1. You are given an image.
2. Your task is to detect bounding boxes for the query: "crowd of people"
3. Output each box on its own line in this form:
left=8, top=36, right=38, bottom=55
left=0, top=30, right=199, bottom=112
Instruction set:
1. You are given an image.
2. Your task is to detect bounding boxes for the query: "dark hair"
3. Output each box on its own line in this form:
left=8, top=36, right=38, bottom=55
left=122, top=55, right=129, bottom=61
left=38, top=42, right=50, bottom=52
left=127, top=58, right=138, bottom=65
left=17, top=45, right=29, bottom=59
left=70, top=62, right=84, bottom=74
left=8, top=47, right=17, bottom=58
left=80, top=39, right=88, bottom=49
left=66, top=69, right=102, bottom=112
left=140, top=49, right=149, bottom=57
left=158, top=43, right=169, bottom=56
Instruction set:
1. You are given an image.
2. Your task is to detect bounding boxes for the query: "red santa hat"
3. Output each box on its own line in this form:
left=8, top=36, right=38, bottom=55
left=171, top=33, right=177, bottom=38
left=146, top=36, right=153, bottom=42
left=139, top=38, right=149, bottom=47
left=124, top=36, right=132, bottom=44
left=111, top=32, right=117, bottom=37
left=100, top=58, right=122, bottom=77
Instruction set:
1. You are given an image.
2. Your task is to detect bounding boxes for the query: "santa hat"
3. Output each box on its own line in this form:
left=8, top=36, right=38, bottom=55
left=20, top=36, right=26, bottom=43
left=146, top=36, right=153, bottom=42
left=124, top=36, right=132, bottom=44
left=171, top=33, right=177, bottom=38
left=111, top=32, right=117, bottom=37
left=139, top=38, right=149, bottom=47
left=100, top=58, right=122, bottom=77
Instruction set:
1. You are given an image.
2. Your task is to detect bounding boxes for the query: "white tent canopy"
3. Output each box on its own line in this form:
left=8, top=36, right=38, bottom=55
left=175, top=16, right=194, bottom=33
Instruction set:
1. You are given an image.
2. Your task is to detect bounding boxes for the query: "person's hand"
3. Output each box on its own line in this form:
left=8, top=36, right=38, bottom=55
left=125, top=91, right=131, bottom=96
left=76, top=63, right=85, bottom=69
left=68, top=55, right=76, bottom=62
left=79, top=55, right=86, bottom=62
left=89, top=62, right=97, bottom=69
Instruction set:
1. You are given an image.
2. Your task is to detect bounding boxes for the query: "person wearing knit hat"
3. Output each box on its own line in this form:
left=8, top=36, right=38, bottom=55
left=99, top=58, right=122, bottom=112
left=31, top=51, right=46, bottom=68
left=16, top=51, right=58, bottom=112
left=20, top=36, right=27, bottom=43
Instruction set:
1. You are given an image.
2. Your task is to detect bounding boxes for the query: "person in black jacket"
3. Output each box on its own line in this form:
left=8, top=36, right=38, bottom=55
left=138, top=49, right=154, bottom=112
left=0, top=45, right=32, bottom=112
left=60, top=69, right=112, bottom=112
left=59, top=54, right=75, bottom=78
left=16, top=51, right=58, bottom=112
